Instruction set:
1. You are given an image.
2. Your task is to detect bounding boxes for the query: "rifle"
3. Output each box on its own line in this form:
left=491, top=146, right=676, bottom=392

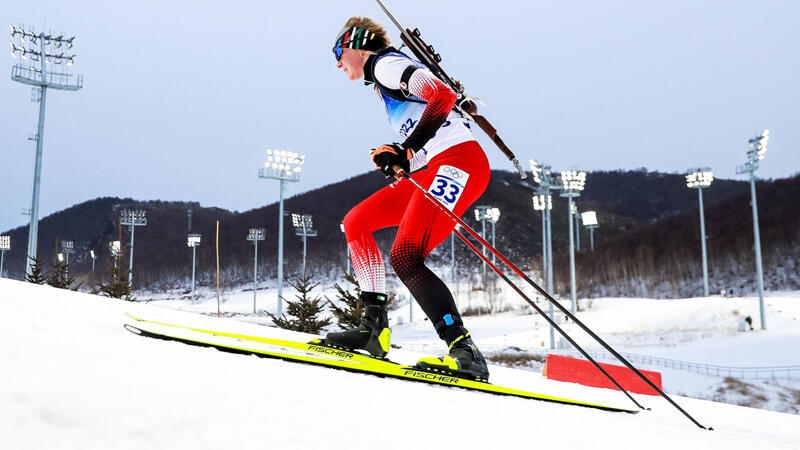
left=375, top=0, right=527, bottom=179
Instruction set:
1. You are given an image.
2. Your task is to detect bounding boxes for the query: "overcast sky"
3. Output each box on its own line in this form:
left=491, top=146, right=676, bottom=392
left=2, top=0, right=798, bottom=233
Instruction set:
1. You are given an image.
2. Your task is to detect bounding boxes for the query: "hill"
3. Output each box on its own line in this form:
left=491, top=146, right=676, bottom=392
left=2, top=169, right=796, bottom=299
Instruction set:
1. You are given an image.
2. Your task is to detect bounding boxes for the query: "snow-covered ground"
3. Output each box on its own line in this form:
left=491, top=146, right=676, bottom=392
left=2, top=277, right=799, bottom=449
left=139, top=279, right=800, bottom=412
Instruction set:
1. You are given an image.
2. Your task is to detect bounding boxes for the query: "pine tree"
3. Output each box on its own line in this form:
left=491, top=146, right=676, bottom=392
left=327, top=268, right=398, bottom=330
left=97, top=257, right=134, bottom=301
left=269, top=274, right=332, bottom=334
left=46, top=259, right=76, bottom=289
left=327, top=268, right=363, bottom=330
left=25, top=256, right=47, bottom=284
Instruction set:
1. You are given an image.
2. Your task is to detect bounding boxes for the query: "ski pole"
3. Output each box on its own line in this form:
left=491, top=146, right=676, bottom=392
left=452, top=226, right=646, bottom=410
left=395, top=166, right=709, bottom=430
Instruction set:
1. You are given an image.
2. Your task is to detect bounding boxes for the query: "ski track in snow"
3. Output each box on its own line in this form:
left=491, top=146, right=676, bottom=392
left=2, top=278, right=799, bottom=449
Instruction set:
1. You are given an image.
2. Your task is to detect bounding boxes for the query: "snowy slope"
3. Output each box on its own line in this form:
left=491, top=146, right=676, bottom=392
left=2, top=278, right=799, bottom=450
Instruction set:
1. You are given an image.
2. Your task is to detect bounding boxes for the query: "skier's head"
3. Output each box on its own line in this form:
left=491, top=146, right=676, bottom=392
left=333, top=16, right=390, bottom=81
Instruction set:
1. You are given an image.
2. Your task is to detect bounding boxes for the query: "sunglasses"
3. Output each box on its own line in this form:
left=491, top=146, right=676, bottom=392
left=332, top=39, right=358, bottom=62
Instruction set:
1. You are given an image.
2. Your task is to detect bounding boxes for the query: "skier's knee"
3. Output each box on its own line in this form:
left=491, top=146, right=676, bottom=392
left=390, top=243, right=425, bottom=279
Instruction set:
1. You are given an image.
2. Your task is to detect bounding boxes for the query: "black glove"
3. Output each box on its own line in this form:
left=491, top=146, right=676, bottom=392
left=371, top=143, right=410, bottom=178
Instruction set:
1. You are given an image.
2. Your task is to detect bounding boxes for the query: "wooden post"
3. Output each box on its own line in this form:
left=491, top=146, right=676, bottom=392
left=216, top=220, right=221, bottom=317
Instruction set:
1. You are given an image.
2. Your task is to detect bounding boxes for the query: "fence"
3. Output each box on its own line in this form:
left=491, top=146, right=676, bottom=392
left=396, top=342, right=800, bottom=380
left=556, top=348, right=800, bottom=381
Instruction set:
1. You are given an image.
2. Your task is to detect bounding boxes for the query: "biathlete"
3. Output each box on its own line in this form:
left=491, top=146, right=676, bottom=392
left=322, top=16, right=490, bottom=381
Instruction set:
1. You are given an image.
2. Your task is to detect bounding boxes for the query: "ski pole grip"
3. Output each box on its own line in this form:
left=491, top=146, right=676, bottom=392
left=392, top=165, right=407, bottom=178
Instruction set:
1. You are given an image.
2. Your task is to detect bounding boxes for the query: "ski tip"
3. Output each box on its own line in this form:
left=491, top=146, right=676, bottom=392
left=124, top=312, right=142, bottom=322
left=123, top=324, right=143, bottom=335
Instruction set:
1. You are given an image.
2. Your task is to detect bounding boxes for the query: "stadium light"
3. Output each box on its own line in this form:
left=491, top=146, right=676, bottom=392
left=292, top=214, right=317, bottom=278
left=736, top=129, right=770, bottom=330
left=474, top=205, right=493, bottom=290
left=581, top=211, right=599, bottom=251
left=0, top=235, right=10, bottom=277
left=340, top=223, right=352, bottom=275
left=259, top=149, right=306, bottom=317
left=247, top=228, right=266, bottom=313
left=533, top=193, right=552, bottom=281
left=90, top=249, right=96, bottom=271
left=120, top=209, right=147, bottom=287
left=685, top=167, right=714, bottom=297
left=187, top=233, right=202, bottom=304
left=10, top=23, right=83, bottom=278
left=559, top=170, right=587, bottom=315
left=487, top=207, right=500, bottom=266
left=530, top=159, right=561, bottom=349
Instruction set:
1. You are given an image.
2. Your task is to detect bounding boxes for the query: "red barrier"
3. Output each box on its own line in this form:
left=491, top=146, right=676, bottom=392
left=543, top=354, right=663, bottom=396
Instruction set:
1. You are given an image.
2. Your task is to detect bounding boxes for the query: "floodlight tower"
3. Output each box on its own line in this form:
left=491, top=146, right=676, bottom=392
left=530, top=159, right=560, bottom=349
left=572, top=202, right=581, bottom=252
left=10, top=24, right=83, bottom=277
left=736, top=129, right=770, bottom=330
left=532, top=193, right=552, bottom=280
left=487, top=208, right=500, bottom=265
left=109, top=240, right=120, bottom=263
left=581, top=211, right=599, bottom=251
left=187, top=234, right=201, bottom=304
left=120, top=209, right=147, bottom=286
left=89, top=250, right=96, bottom=271
left=474, top=205, right=492, bottom=285
left=560, top=170, right=587, bottom=315
left=340, top=223, right=353, bottom=275
left=259, top=149, right=305, bottom=317
left=0, top=235, right=10, bottom=277
left=246, top=229, right=265, bottom=313
left=685, top=168, right=714, bottom=297
left=60, top=240, right=74, bottom=264
left=292, top=214, right=317, bottom=278
left=61, top=240, right=74, bottom=278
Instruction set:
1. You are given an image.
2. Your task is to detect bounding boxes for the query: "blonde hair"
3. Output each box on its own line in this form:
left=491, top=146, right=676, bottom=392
left=342, top=16, right=391, bottom=48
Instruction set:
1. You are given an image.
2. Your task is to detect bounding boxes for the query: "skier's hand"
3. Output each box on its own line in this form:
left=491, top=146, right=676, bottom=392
left=371, top=144, right=410, bottom=179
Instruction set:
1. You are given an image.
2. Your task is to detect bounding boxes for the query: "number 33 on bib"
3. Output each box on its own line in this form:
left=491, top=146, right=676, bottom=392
left=428, top=165, right=470, bottom=211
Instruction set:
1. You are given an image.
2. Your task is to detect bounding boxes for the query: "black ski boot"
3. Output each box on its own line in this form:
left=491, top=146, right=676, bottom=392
left=320, top=291, right=391, bottom=358
left=416, top=314, right=490, bottom=382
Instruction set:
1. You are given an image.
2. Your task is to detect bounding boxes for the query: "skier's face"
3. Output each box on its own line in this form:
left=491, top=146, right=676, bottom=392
left=336, top=48, right=367, bottom=81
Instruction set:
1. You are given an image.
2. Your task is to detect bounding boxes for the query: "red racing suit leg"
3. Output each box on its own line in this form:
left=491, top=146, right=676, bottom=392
left=343, top=140, right=490, bottom=325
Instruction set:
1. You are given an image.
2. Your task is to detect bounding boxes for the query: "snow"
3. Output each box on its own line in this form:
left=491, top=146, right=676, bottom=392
left=2, top=277, right=800, bottom=449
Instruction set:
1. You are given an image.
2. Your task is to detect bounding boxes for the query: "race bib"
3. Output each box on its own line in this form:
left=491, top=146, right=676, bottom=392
left=428, top=165, right=470, bottom=211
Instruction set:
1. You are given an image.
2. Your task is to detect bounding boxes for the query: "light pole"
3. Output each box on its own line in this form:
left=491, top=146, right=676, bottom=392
left=292, top=214, right=317, bottom=278
left=187, top=234, right=201, bottom=304
left=259, top=149, right=305, bottom=317
left=581, top=211, right=599, bottom=251
left=247, top=228, right=265, bottom=313
left=0, top=235, right=10, bottom=277
left=487, top=207, right=500, bottom=265
left=120, top=209, right=147, bottom=286
left=736, top=129, right=770, bottom=330
left=686, top=168, right=714, bottom=297
left=340, top=223, right=352, bottom=275
left=532, top=193, right=552, bottom=280
left=89, top=249, right=96, bottom=271
left=10, top=24, right=83, bottom=278
left=571, top=202, right=581, bottom=252
left=450, top=228, right=457, bottom=283
left=109, top=241, right=121, bottom=269
left=474, top=206, right=492, bottom=289
left=531, top=159, right=560, bottom=349
left=61, top=240, right=74, bottom=278
left=560, top=170, right=587, bottom=315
